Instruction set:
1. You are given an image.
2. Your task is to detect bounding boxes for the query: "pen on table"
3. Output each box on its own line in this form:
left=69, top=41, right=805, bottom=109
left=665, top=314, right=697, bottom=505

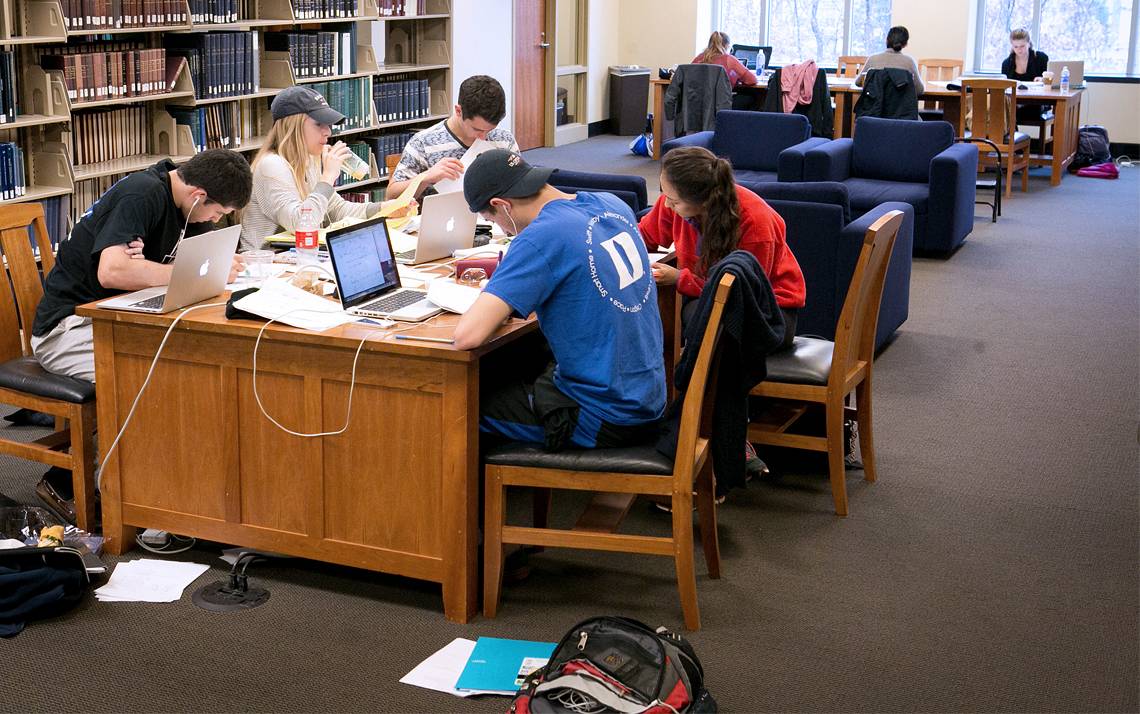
left=394, top=334, right=455, bottom=344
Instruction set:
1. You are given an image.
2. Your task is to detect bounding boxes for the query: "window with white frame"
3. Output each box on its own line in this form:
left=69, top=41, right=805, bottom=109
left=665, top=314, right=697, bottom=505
left=975, top=0, right=1138, bottom=75
left=714, top=0, right=892, bottom=67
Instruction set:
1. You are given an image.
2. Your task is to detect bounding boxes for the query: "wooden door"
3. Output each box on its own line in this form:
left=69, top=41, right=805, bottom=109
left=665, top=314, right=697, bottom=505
left=514, top=0, right=547, bottom=150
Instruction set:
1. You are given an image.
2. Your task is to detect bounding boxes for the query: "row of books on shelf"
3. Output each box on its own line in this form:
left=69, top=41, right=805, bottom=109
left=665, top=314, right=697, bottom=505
left=67, top=105, right=151, bottom=165
left=0, top=143, right=26, bottom=200
left=0, top=52, right=18, bottom=124
left=61, top=0, right=189, bottom=30
left=378, top=0, right=429, bottom=16
left=168, top=105, right=233, bottom=151
left=373, top=78, right=430, bottom=124
left=38, top=196, right=71, bottom=250
left=341, top=188, right=384, bottom=203
left=312, top=77, right=371, bottom=132
left=42, top=47, right=179, bottom=103
left=71, top=174, right=122, bottom=224
left=265, top=27, right=358, bottom=79
left=167, top=33, right=260, bottom=100
left=362, top=131, right=413, bottom=176
left=292, top=0, right=358, bottom=19
left=188, top=0, right=245, bottom=24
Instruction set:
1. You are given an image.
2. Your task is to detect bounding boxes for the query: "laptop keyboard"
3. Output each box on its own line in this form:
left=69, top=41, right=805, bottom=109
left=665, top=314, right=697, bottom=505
left=129, top=294, right=165, bottom=310
left=395, top=249, right=416, bottom=262
left=358, top=289, right=423, bottom=314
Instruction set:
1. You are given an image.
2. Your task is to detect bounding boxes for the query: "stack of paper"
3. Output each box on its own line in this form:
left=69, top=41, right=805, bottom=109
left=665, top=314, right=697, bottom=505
left=94, top=559, right=210, bottom=602
left=401, top=636, right=556, bottom=697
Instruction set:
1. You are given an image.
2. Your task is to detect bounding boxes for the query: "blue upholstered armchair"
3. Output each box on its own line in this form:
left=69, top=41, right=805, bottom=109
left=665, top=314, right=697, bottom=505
left=740, top=181, right=914, bottom=350
left=547, top=168, right=649, bottom=216
left=661, top=110, right=828, bottom=183
left=801, top=117, right=978, bottom=253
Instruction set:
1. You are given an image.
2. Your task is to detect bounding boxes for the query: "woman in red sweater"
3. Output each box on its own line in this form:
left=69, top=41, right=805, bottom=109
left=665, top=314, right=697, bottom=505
left=693, top=31, right=758, bottom=88
left=640, top=145, right=805, bottom=350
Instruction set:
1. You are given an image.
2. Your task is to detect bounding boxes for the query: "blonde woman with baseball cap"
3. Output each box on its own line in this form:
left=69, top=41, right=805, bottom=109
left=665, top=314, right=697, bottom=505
left=240, top=86, right=406, bottom=250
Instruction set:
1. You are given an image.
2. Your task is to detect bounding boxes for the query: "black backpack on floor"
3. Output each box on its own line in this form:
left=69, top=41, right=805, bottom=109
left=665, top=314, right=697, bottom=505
left=510, top=616, right=716, bottom=713
left=1070, top=125, right=1111, bottom=173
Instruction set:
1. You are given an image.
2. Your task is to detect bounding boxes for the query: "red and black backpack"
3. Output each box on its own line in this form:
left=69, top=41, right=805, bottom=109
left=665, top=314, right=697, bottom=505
left=510, top=616, right=716, bottom=713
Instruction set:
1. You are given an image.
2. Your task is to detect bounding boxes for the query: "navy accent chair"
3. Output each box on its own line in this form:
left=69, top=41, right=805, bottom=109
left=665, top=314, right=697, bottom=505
left=661, top=110, right=828, bottom=184
left=801, top=116, right=978, bottom=254
left=740, top=181, right=913, bottom=350
left=548, top=168, right=649, bottom=217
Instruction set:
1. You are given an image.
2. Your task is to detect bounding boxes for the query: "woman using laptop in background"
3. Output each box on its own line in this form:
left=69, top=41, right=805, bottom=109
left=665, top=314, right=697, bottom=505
left=1001, top=28, right=1052, bottom=125
left=692, top=31, right=757, bottom=87
left=240, top=86, right=409, bottom=251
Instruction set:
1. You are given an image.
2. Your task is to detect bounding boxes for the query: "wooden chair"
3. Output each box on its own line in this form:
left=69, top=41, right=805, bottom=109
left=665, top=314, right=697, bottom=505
left=0, top=204, right=97, bottom=530
left=483, top=274, right=735, bottom=631
left=384, top=153, right=400, bottom=178
left=837, top=55, right=867, bottom=78
left=959, top=78, right=1030, bottom=198
left=917, top=58, right=963, bottom=122
left=748, top=210, right=904, bottom=517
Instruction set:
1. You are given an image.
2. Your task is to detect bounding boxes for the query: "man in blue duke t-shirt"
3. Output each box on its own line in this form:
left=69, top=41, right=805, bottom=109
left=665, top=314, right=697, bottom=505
left=454, top=149, right=666, bottom=450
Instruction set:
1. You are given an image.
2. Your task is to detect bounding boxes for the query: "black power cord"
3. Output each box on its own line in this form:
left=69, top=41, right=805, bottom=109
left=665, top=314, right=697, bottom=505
left=192, top=552, right=271, bottom=613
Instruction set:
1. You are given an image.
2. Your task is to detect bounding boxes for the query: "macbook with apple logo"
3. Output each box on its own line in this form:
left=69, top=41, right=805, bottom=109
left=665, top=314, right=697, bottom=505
left=98, top=224, right=241, bottom=313
left=391, top=190, right=476, bottom=265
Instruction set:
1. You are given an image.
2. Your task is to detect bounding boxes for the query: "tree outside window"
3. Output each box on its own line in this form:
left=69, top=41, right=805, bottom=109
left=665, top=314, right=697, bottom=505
left=714, top=0, right=894, bottom=67
left=977, top=0, right=1135, bottom=75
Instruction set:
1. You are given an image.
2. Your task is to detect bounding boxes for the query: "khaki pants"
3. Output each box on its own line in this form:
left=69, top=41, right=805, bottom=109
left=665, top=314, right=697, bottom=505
left=30, top=314, right=96, bottom=383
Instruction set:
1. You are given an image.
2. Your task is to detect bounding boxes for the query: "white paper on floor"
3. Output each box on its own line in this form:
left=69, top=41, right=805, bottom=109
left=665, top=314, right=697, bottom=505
left=94, top=559, right=210, bottom=602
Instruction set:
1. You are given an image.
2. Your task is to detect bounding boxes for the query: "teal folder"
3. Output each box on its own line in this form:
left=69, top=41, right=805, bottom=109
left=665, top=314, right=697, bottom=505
left=454, top=637, right=557, bottom=693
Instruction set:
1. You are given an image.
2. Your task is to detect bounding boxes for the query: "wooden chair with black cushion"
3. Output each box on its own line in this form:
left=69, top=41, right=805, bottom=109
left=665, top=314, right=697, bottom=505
left=748, top=210, right=903, bottom=517
left=917, top=58, right=963, bottom=122
left=837, top=55, right=867, bottom=78
left=483, top=274, right=736, bottom=631
left=959, top=78, right=1030, bottom=198
left=0, top=204, right=97, bottom=530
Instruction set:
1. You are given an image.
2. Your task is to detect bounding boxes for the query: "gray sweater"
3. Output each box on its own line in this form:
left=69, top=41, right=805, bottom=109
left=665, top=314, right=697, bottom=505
left=855, top=50, right=925, bottom=95
left=239, top=153, right=381, bottom=251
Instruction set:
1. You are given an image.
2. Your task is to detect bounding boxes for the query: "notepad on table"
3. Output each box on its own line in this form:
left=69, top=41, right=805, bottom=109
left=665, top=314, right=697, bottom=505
left=454, top=637, right=557, bottom=694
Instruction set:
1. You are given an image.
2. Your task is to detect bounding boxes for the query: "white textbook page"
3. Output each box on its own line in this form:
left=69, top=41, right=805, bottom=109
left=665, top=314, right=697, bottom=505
left=432, top=138, right=498, bottom=195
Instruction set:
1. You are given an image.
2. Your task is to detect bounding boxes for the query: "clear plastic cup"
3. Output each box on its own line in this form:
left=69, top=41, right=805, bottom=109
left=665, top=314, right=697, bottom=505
left=241, top=250, right=276, bottom=280
left=341, top=151, right=370, bottom=181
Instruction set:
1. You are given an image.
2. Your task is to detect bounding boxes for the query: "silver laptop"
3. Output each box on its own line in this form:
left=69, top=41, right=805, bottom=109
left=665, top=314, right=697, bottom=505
left=325, top=215, right=442, bottom=322
left=393, top=190, right=476, bottom=265
left=1046, top=60, right=1084, bottom=89
left=98, top=225, right=241, bottom=313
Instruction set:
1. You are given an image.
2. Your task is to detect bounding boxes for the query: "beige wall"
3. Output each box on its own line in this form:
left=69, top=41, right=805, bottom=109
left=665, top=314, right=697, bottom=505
left=586, top=0, right=622, bottom=123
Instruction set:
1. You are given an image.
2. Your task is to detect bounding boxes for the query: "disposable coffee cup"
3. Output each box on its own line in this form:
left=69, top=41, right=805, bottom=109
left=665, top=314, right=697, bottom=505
left=341, top=151, right=370, bottom=181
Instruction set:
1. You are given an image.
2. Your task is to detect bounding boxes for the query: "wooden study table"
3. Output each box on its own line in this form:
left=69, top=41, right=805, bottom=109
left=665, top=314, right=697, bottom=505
left=78, top=298, right=537, bottom=623
left=650, top=75, right=1083, bottom=185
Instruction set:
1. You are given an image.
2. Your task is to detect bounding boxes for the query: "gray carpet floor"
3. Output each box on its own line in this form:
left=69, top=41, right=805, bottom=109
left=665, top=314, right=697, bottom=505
left=1, top=136, right=1136, bottom=713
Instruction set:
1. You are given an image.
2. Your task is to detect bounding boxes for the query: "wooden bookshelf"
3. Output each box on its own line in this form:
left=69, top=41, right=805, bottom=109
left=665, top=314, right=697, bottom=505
left=0, top=0, right=452, bottom=221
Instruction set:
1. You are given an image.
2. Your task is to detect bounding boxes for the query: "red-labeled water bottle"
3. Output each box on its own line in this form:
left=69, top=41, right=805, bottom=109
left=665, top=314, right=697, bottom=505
left=294, top=206, right=320, bottom=266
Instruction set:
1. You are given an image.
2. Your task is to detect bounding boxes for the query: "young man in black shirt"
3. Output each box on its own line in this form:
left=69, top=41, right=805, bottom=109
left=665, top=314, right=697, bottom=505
left=31, top=149, right=253, bottom=382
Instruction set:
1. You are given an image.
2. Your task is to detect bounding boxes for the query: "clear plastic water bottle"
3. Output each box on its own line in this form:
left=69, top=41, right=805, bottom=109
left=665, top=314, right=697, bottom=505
left=1060, top=66, right=1070, bottom=93
left=294, top=206, right=320, bottom=266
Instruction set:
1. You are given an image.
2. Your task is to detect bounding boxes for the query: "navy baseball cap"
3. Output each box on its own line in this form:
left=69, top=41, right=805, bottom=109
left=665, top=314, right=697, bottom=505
left=464, top=149, right=554, bottom=213
left=270, top=86, right=345, bottom=125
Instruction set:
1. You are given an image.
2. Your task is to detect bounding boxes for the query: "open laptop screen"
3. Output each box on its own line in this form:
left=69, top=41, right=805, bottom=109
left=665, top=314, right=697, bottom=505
left=326, top=217, right=400, bottom=307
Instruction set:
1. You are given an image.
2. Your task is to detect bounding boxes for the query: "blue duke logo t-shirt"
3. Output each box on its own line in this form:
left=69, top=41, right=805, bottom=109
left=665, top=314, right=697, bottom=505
left=484, top=192, right=666, bottom=432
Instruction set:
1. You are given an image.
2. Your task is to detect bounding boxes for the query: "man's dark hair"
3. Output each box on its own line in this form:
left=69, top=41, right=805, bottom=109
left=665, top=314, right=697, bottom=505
left=176, top=149, right=253, bottom=209
left=457, top=75, right=507, bottom=124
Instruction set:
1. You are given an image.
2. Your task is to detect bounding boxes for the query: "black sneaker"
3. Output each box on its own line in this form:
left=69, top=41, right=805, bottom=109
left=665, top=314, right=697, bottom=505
left=844, top=419, right=863, bottom=470
left=745, top=441, right=769, bottom=480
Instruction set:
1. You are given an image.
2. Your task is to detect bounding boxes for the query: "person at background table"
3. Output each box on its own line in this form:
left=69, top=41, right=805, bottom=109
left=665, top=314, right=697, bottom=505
left=855, top=25, right=925, bottom=95
left=692, top=31, right=757, bottom=87
left=386, top=75, right=519, bottom=201
left=32, top=150, right=252, bottom=382
left=639, top=146, right=804, bottom=352
left=453, top=149, right=665, bottom=452
left=241, top=86, right=405, bottom=251
left=1001, top=27, right=1052, bottom=124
